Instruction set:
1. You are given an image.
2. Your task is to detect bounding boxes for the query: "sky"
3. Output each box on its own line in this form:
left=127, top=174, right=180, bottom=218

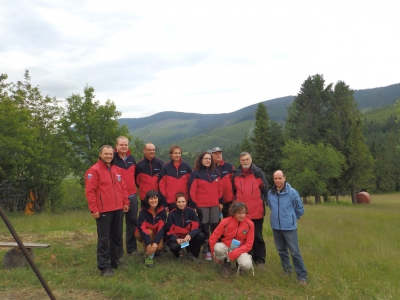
left=1, top=0, right=399, bottom=118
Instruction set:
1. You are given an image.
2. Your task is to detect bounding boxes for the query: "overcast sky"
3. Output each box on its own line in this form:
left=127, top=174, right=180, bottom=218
left=1, top=0, right=399, bottom=118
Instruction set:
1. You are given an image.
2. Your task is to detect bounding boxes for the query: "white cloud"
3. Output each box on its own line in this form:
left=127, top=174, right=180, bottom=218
left=1, top=0, right=399, bottom=117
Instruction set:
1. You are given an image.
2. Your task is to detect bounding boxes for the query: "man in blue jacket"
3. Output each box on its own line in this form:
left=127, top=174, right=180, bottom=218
left=267, top=170, right=307, bottom=285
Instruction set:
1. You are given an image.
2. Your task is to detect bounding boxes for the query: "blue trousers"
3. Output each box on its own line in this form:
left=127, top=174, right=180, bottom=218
left=272, top=229, right=307, bottom=280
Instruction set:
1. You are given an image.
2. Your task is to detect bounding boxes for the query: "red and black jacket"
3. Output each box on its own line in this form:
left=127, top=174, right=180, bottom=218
left=158, top=159, right=192, bottom=207
left=135, top=157, right=164, bottom=200
left=113, top=150, right=137, bottom=196
left=85, top=159, right=129, bottom=213
left=216, top=160, right=235, bottom=204
left=135, top=206, right=166, bottom=246
left=188, top=166, right=223, bottom=208
left=166, top=207, right=201, bottom=242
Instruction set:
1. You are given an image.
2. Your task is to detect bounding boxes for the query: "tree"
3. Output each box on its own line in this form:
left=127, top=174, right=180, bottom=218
left=252, top=103, right=270, bottom=173
left=240, top=133, right=253, bottom=154
left=281, top=140, right=346, bottom=203
left=60, top=86, right=131, bottom=184
left=286, top=74, right=332, bottom=144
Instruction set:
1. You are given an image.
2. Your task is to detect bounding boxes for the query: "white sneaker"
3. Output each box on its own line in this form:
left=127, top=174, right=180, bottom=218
left=204, top=252, right=212, bottom=260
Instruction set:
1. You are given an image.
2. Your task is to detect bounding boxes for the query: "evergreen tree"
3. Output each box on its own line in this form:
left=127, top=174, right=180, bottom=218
left=252, top=103, right=270, bottom=173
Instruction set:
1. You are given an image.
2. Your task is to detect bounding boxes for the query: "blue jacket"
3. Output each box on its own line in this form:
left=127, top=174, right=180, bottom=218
left=267, top=182, right=304, bottom=230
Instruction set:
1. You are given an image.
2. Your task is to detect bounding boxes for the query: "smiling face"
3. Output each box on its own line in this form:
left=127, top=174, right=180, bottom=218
left=273, top=170, right=286, bottom=191
left=202, top=153, right=212, bottom=167
left=176, top=196, right=187, bottom=210
left=116, top=138, right=129, bottom=157
left=170, top=147, right=182, bottom=162
left=99, top=146, right=114, bottom=165
left=144, top=143, right=156, bottom=159
left=148, top=196, right=158, bottom=209
left=234, top=208, right=247, bottom=222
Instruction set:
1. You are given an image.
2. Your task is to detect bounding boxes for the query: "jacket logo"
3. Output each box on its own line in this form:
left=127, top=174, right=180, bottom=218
left=242, top=230, right=248, bottom=235
left=87, top=174, right=92, bottom=179
left=117, top=175, right=122, bottom=182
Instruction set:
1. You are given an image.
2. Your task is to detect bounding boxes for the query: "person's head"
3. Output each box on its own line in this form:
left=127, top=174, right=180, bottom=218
left=211, top=147, right=223, bottom=166
left=169, top=144, right=182, bottom=163
left=175, top=191, right=187, bottom=210
left=229, top=202, right=248, bottom=222
left=239, top=152, right=252, bottom=169
left=142, top=190, right=161, bottom=211
left=194, top=151, right=213, bottom=170
left=99, top=145, right=114, bottom=165
left=143, top=143, right=156, bottom=160
left=273, top=170, right=286, bottom=191
left=116, top=136, right=129, bottom=156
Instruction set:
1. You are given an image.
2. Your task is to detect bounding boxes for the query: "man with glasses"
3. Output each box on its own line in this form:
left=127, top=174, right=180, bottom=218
left=135, top=143, right=164, bottom=206
left=231, top=152, right=268, bottom=270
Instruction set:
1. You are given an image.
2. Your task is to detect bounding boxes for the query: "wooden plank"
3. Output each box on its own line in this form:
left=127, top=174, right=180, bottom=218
left=0, top=242, right=50, bottom=248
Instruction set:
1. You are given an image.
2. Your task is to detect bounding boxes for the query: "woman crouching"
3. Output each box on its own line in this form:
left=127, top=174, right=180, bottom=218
left=134, top=190, right=166, bottom=268
left=166, top=192, right=205, bottom=263
left=209, top=202, right=254, bottom=278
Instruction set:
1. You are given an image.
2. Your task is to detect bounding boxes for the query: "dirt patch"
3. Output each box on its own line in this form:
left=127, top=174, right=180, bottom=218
left=0, top=288, right=110, bottom=300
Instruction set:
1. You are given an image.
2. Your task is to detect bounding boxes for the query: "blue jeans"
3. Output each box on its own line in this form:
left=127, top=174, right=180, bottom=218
left=273, top=229, right=307, bottom=280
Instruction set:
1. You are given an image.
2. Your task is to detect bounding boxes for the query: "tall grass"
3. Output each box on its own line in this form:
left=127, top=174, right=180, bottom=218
left=1, top=194, right=399, bottom=299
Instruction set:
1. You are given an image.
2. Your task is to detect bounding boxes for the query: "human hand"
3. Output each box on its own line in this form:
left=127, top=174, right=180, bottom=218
left=91, top=212, right=100, bottom=219
left=183, top=235, right=191, bottom=242
left=123, top=205, right=129, bottom=212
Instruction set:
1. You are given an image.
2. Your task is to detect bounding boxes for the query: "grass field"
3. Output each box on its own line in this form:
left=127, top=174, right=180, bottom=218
left=1, top=194, right=399, bottom=300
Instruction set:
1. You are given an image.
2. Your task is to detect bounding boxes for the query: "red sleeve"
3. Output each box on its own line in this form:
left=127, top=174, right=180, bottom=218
left=228, top=220, right=255, bottom=261
left=189, top=179, right=198, bottom=205
left=209, top=219, right=226, bottom=257
left=85, top=168, right=99, bottom=213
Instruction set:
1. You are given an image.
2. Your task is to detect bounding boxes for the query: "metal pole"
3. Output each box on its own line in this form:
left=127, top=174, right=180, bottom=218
left=0, top=205, right=56, bottom=300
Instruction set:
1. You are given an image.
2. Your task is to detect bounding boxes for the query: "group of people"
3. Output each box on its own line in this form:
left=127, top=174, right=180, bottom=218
left=85, top=136, right=308, bottom=285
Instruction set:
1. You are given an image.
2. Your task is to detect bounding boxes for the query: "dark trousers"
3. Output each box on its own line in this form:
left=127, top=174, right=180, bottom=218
left=125, top=194, right=138, bottom=254
left=168, top=232, right=205, bottom=258
left=251, top=218, right=266, bottom=264
left=221, top=202, right=233, bottom=218
left=96, top=210, right=123, bottom=271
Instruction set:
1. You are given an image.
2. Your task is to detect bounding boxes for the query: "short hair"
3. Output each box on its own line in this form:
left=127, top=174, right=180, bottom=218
left=274, top=170, right=286, bottom=177
left=143, top=143, right=155, bottom=150
left=175, top=191, right=186, bottom=202
left=116, top=136, right=129, bottom=144
left=169, top=144, right=182, bottom=155
left=239, top=152, right=252, bottom=158
left=142, top=190, right=161, bottom=210
left=99, top=145, right=113, bottom=153
left=229, top=202, right=248, bottom=216
left=194, top=151, right=215, bottom=171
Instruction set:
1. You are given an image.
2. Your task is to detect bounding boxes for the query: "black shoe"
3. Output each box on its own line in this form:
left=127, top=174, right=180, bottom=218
left=102, top=269, right=114, bottom=277
left=221, top=261, right=232, bottom=279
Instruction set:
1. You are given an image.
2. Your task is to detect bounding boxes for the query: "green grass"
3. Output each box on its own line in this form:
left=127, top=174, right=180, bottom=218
left=363, top=105, right=396, bottom=123
left=1, top=194, right=400, bottom=299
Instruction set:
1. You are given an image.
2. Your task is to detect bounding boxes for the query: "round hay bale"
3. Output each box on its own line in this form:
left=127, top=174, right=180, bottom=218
left=356, top=191, right=371, bottom=204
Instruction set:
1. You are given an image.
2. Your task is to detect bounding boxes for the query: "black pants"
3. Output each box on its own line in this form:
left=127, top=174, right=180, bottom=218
left=168, top=232, right=205, bottom=258
left=125, top=194, right=138, bottom=254
left=251, top=218, right=266, bottom=264
left=221, top=202, right=233, bottom=218
left=96, top=210, right=124, bottom=271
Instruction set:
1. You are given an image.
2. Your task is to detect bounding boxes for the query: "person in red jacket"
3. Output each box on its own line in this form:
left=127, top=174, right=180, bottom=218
left=166, top=192, right=204, bottom=263
left=158, top=144, right=192, bottom=212
left=188, top=151, right=223, bottom=260
left=231, top=151, right=268, bottom=270
left=135, top=143, right=164, bottom=204
left=113, top=136, right=139, bottom=256
left=85, top=145, right=130, bottom=277
left=134, top=190, right=166, bottom=268
left=209, top=202, right=254, bottom=278
left=211, top=147, right=235, bottom=218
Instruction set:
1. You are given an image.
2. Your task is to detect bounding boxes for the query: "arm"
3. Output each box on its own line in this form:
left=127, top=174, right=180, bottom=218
left=85, top=168, right=99, bottom=216
left=228, top=220, right=255, bottom=261
left=153, top=210, right=167, bottom=245
left=292, top=189, right=304, bottom=219
left=137, top=210, right=152, bottom=246
left=158, top=166, right=168, bottom=207
left=188, top=173, right=198, bottom=208
left=166, top=213, right=178, bottom=242
left=209, top=220, right=225, bottom=258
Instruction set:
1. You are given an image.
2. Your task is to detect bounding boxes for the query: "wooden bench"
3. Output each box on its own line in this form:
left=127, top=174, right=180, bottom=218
left=0, top=242, right=50, bottom=269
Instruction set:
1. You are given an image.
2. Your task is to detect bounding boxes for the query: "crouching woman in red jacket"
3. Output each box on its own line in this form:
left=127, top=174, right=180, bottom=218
left=166, top=192, right=205, bottom=263
left=134, top=190, right=166, bottom=267
left=209, top=202, right=254, bottom=278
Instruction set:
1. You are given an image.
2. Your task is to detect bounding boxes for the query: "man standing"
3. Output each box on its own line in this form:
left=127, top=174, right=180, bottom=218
left=135, top=143, right=164, bottom=203
left=85, top=145, right=129, bottom=277
left=211, top=147, right=235, bottom=218
left=231, top=152, right=268, bottom=269
left=113, top=136, right=139, bottom=256
left=268, top=170, right=307, bottom=285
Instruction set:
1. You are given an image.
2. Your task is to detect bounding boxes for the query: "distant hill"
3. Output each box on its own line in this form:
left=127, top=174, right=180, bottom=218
left=118, top=83, right=400, bottom=150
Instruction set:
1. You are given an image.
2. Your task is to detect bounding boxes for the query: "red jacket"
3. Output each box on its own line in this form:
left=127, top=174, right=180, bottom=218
left=85, top=160, right=129, bottom=213
left=216, top=161, right=235, bottom=203
left=158, top=159, right=192, bottom=206
left=135, top=157, right=164, bottom=200
left=209, top=216, right=254, bottom=261
left=113, top=150, right=137, bottom=196
left=188, top=166, right=223, bottom=208
left=135, top=206, right=166, bottom=246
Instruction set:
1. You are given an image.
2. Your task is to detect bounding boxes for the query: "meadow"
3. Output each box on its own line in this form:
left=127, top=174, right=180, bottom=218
left=1, top=194, right=399, bottom=300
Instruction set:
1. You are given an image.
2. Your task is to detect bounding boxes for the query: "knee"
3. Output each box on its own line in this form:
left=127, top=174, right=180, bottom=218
left=237, top=254, right=253, bottom=270
left=214, top=243, right=228, bottom=259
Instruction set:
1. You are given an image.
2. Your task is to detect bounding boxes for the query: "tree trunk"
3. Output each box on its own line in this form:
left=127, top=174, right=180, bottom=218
left=302, top=196, right=308, bottom=205
left=315, top=193, right=321, bottom=204
left=351, top=189, right=357, bottom=205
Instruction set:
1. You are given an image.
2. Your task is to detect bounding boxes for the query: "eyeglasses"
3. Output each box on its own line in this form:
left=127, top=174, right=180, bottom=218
left=145, top=149, right=155, bottom=152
